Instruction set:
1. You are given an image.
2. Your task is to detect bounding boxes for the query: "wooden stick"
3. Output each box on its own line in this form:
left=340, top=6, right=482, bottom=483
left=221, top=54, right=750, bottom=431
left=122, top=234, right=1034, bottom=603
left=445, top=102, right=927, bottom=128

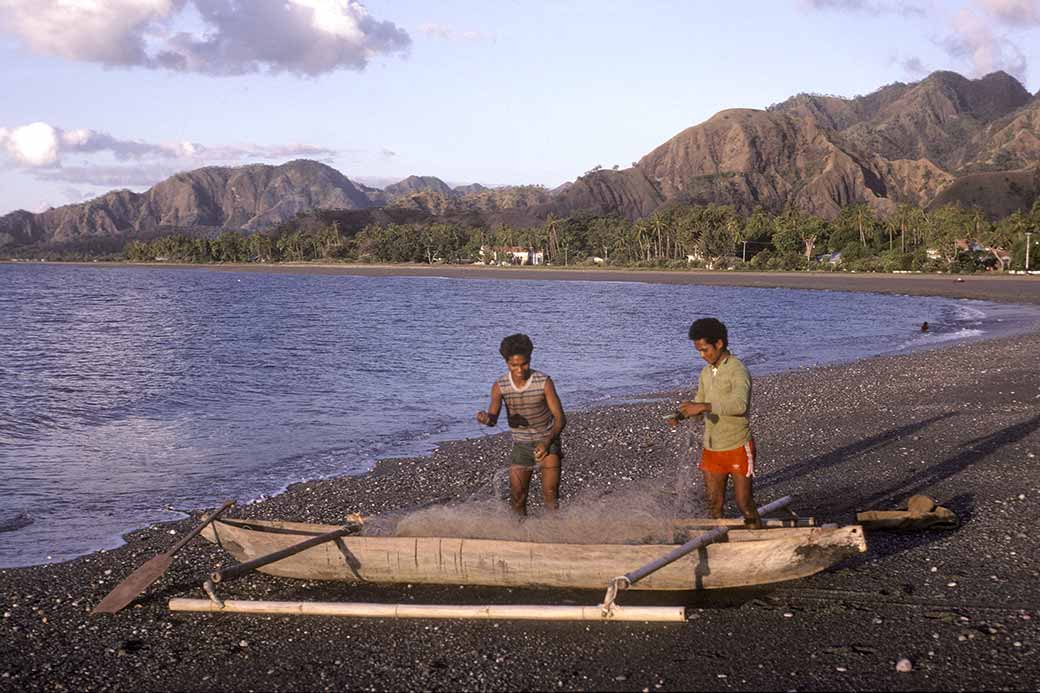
left=210, top=524, right=358, bottom=584
left=673, top=517, right=815, bottom=529
left=169, top=598, right=685, bottom=622
left=625, top=496, right=793, bottom=587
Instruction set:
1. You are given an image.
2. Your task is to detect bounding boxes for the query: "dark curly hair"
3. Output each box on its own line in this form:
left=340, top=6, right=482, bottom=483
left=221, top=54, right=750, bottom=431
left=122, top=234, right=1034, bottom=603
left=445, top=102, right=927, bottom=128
left=499, top=333, right=534, bottom=360
left=688, top=318, right=728, bottom=349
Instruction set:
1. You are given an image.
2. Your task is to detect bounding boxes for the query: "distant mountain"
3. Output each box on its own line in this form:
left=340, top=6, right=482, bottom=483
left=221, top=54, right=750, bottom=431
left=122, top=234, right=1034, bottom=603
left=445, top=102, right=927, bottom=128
left=453, top=183, right=489, bottom=195
left=387, top=185, right=553, bottom=216
left=383, top=175, right=457, bottom=197
left=0, top=159, right=375, bottom=248
left=0, top=165, right=548, bottom=250
left=928, top=166, right=1040, bottom=218
left=4, top=69, right=1040, bottom=251
left=549, top=70, right=1040, bottom=220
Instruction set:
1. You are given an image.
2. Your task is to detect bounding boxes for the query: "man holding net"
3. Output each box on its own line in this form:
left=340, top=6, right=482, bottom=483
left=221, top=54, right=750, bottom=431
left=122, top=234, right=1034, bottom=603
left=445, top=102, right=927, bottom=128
left=476, top=334, right=567, bottom=516
left=668, top=317, right=762, bottom=528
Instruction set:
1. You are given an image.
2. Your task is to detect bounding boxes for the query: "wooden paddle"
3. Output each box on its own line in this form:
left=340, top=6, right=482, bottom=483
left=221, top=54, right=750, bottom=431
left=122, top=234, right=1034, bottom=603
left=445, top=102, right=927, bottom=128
left=92, top=500, right=235, bottom=615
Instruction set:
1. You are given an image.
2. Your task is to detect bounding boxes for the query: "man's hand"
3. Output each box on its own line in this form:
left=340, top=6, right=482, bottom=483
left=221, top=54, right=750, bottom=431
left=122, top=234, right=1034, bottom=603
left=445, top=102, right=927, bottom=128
left=678, top=401, right=710, bottom=419
left=534, top=442, right=548, bottom=460
left=475, top=411, right=493, bottom=426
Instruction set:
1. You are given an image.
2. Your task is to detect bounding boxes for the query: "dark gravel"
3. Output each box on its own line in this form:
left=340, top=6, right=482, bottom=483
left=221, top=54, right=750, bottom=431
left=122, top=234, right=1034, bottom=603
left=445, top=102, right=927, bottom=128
left=2, top=321, right=1039, bottom=691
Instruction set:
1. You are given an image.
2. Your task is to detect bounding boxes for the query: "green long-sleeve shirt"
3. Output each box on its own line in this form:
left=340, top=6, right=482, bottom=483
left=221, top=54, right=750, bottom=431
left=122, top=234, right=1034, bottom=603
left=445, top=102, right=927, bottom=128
left=693, top=352, right=752, bottom=451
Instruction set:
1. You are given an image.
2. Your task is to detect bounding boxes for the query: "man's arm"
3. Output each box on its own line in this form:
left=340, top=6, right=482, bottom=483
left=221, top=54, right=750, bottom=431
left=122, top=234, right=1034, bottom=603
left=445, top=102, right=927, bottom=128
left=535, top=377, right=566, bottom=458
left=475, top=382, right=503, bottom=426
left=673, top=371, right=710, bottom=421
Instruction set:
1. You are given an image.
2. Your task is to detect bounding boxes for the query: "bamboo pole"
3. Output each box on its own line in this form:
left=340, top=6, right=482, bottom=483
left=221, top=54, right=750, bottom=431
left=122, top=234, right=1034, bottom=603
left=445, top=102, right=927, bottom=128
left=672, top=516, right=815, bottom=529
left=169, top=598, right=685, bottom=622
left=625, top=496, right=793, bottom=586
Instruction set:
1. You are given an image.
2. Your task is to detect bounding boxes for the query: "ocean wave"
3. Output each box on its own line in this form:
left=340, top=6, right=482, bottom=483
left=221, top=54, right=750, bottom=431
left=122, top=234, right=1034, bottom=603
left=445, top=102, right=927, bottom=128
left=953, top=302, right=988, bottom=322
left=901, top=328, right=984, bottom=350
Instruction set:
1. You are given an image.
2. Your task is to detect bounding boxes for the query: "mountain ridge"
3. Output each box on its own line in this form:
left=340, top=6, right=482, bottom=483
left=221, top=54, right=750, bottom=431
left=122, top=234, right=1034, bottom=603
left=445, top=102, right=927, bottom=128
left=4, top=69, right=1040, bottom=250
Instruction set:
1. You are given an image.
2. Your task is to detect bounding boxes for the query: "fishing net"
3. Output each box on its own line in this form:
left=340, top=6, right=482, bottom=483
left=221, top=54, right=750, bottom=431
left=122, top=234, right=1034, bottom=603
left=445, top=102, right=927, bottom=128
left=362, top=435, right=708, bottom=546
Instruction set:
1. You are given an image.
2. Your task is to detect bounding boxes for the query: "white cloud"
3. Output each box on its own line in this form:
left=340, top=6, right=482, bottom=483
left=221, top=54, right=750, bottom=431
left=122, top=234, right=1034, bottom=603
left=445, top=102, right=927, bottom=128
left=0, top=120, right=397, bottom=193
left=973, top=0, right=1040, bottom=24
left=0, top=0, right=182, bottom=66
left=803, top=0, right=1034, bottom=82
left=943, top=7, right=1027, bottom=79
left=38, top=164, right=182, bottom=187
left=899, top=55, right=931, bottom=77
left=0, top=0, right=410, bottom=75
left=0, top=122, right=61, bottom=166
left=0, top=122, right=340, bottom=169
left=418, top=23, right=495, bottom=42
left=799, top=0, right=927, bottom=16
left=60, top=187, right=95, bottom=203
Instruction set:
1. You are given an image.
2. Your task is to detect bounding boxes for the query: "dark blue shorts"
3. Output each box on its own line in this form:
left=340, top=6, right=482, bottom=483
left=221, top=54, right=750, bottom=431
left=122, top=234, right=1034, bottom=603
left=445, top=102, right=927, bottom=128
left=510, top=439, right=562, bottom=467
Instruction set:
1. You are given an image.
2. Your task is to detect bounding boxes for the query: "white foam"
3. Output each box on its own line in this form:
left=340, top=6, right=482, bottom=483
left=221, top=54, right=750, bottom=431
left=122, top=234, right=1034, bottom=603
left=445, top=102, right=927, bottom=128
left=901, top=328, right=984, bottom=350
left=953, top=301, right=988, bottom=322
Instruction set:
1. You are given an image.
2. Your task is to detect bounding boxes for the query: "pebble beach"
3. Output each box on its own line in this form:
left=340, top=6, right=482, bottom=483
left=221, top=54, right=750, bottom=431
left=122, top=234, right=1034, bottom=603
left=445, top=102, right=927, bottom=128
left=2, top=269, right=1039, bottom=692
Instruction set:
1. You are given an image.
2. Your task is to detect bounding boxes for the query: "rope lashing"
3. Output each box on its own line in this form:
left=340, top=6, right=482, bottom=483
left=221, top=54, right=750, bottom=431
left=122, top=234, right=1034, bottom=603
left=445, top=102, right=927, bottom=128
left=600, top=575, right=632, bottom=616
left=598, top=496, right=793, bottom=613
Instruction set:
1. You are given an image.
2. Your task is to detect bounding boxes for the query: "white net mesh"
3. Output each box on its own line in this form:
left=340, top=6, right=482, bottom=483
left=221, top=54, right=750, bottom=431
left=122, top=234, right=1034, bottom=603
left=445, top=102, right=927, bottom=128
left=362, top=455, right=707, bottom=545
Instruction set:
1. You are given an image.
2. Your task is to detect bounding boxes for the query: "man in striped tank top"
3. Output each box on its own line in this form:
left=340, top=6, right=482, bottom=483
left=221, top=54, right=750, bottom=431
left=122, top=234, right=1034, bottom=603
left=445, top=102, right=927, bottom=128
left=476, top=334, right=567, bottom=515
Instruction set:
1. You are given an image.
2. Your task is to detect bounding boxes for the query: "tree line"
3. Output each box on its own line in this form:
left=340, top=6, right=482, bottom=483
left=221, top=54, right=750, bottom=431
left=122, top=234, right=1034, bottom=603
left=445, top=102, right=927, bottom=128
left=123, top=201, right=1040, bottom=272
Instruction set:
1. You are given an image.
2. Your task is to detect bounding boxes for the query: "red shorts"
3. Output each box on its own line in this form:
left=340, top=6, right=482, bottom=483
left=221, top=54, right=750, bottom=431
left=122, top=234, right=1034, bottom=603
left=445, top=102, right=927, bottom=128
left=700, top=439, right=756, bottom=477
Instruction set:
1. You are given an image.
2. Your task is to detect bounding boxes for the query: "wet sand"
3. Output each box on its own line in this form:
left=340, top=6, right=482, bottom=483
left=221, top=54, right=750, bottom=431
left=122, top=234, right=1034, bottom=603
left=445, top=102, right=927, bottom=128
left=1, top=268, right=1038, bottom=691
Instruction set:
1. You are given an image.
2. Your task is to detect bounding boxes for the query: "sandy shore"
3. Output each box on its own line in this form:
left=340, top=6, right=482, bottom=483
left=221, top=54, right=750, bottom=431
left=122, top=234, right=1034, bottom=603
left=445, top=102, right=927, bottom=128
left=1, top=270, right=1039, bottom=691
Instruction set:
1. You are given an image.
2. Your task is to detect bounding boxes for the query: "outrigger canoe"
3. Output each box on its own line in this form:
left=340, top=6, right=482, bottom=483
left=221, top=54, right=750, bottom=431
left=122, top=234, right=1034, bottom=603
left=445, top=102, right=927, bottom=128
left=200, top=517, right=866, bottom=591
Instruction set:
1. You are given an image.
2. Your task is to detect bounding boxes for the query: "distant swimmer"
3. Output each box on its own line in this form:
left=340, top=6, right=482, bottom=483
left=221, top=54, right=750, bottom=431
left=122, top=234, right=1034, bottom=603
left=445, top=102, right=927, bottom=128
left=921, top=321, right=929, bottom=333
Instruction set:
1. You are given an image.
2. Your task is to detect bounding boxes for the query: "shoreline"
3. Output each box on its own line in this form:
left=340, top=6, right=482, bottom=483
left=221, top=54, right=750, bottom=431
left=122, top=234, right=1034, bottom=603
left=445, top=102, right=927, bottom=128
left=2, top=272, right=1039, bottom=690
left=4, top=275, right=1036, bottom=571
left=9, top=259, right=1040, bottom=305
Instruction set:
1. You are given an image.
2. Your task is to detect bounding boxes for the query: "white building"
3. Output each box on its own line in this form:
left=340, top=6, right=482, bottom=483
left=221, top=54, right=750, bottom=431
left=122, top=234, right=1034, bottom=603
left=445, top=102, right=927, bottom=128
left=480, top=246, right=545, bottom=266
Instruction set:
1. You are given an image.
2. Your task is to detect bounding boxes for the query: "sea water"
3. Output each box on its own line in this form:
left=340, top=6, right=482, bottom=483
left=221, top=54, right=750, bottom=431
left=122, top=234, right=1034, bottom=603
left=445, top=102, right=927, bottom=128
left=0, top=263, right=1036, bottom=568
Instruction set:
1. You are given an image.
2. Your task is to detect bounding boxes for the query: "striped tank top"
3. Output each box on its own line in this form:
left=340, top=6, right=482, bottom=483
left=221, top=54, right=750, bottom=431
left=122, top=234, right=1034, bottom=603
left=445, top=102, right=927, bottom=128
left=496, top=370, right=555, bottom=444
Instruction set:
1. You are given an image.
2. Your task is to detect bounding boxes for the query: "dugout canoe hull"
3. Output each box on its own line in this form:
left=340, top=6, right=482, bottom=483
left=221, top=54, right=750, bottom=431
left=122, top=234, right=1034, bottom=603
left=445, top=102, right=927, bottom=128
left=201, top=519, right=866, bottom=590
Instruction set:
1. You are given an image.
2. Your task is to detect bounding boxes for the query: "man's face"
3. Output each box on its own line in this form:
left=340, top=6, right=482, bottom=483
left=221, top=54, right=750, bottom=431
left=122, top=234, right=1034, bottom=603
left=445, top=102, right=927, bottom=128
left=693, top=338, right=725, bottom=366
left=506, top=354, right=531, bottom=381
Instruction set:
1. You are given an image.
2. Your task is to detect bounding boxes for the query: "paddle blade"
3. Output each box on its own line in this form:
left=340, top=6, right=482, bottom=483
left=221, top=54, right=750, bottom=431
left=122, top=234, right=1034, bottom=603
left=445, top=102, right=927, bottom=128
left=91, top=554, right=173, bottom=614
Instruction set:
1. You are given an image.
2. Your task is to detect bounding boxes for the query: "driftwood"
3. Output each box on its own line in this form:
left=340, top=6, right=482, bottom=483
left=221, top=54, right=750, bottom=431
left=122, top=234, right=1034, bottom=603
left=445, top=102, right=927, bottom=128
left=856, top=495, right=959, bottom=531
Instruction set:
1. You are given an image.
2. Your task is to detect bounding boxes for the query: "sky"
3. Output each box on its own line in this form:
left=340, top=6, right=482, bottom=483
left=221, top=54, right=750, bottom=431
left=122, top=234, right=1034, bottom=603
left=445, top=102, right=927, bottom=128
left=1, top=0, right=1040, bottom=215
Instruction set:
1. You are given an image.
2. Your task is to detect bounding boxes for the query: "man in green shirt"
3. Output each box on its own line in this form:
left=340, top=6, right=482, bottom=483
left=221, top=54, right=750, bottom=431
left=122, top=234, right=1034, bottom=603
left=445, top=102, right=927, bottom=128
left=669, top=317, right=762, bottom=528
